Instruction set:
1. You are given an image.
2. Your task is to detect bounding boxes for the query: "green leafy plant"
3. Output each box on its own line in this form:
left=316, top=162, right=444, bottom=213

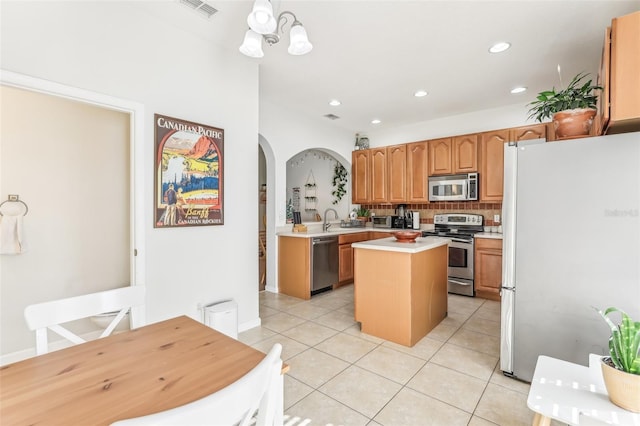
left=594, top=306, right=640, bottom=375
left=331, top=162, right=347, bottom=205
left=353, top=207, right=370, bottom=218
left=527, top=71, right=602, bottom=122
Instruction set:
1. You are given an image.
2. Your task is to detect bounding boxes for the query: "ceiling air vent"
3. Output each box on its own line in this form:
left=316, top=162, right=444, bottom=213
left=324, top=114, right=340, bottom=120
left=179, top=0, right=218, bottom=19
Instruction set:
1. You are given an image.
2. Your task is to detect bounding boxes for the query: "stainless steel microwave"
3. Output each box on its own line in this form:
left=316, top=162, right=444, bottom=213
left=428, top=173, right=478, bottom=201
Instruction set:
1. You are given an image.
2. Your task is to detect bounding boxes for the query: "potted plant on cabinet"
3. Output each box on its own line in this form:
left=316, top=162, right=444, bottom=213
left=594, top=306, right=640, bottom=412
left=527, top=69, right=602, bottom=140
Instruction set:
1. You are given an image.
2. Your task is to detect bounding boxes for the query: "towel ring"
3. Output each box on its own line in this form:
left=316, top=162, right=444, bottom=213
left=0, top=195, right=29, bottom=217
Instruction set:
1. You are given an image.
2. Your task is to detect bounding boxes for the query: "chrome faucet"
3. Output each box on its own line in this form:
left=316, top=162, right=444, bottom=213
left=323, top=208, right=339, bottom=232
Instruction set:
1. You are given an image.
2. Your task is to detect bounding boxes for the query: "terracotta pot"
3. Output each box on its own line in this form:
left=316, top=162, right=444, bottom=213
left=552, top=108, right=596, bottom=139
left=600, top=357, right=640, bottom=413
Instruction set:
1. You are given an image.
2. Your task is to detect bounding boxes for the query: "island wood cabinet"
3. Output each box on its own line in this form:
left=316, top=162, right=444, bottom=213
left=406, top=140, right=430, bottom=202
left=278, top=236, right=311, bottom=300
left=354, top=243, right=448, bottom=346
left=479, top=124, right=549, bottom=202
left=474, top=238, right=502, bottom=301
left=428, top=135, right=478, bottom=176
left=596, top=11, right=640, bottom=135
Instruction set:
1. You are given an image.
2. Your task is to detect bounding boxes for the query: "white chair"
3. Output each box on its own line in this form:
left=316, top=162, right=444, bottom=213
left=111, top=343, right=284, bottom=426
left=24, top=286, right=146, bottom=355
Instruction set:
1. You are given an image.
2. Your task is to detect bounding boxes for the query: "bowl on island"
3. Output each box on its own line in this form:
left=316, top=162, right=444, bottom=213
left=391, top=231, right=421, bottom=243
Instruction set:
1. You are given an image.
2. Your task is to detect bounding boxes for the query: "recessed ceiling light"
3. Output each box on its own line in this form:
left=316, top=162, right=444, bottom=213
left=371, top=119, right=381, bottom=125
left=414, top=90, right=428, bottom=97
left=511, top=86, right=527, bottom=94
left=489, top=42, right=511, bottom=53
left=329, top=99, right=341, bottom=106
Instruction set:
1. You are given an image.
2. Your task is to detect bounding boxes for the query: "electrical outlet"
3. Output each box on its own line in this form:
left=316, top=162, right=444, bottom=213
left=494, top=214, right=501, bottom=224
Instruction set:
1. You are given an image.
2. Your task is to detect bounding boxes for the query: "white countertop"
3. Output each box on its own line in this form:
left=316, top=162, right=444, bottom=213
left=474, top=232, right=503, bottom=240
left=352, top=236, right=450, bottom=253
left=278, top=227, right=398, bottom=238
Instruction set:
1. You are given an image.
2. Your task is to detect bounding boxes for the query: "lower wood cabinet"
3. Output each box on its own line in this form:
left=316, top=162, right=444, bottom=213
left=278, top=236, right=311, bottom=300
left=474, top=238, right=502, bottom=301
left=338, top=231, right=392, bottom=285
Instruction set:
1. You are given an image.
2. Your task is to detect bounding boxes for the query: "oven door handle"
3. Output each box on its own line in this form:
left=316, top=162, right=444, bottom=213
left=449, top=279, right=473, bottom=286
left=450, top=238, right=472, bottom=243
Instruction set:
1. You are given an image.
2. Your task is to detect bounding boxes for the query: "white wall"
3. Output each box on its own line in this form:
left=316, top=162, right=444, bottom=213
left=286, top=150, right=351, bottom=222
left=0, top=86, right=131, bottom=354
left=0, top=1, right=260, bottom=355
left=259, top=100, right=354, bottom=292
left=368, top=103, right=534, bottom=147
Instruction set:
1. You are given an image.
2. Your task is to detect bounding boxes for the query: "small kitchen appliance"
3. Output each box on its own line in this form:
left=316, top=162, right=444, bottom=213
left=428, top=173, right=478, bottom=202
left=422, top=213, right=483, bottom=296
left=391, top=215, right=412, bottom=229
left=372, top=215, right=392, bottom=228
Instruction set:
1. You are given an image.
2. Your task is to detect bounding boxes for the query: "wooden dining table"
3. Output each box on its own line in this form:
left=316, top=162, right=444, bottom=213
left=0, top=315, right=285, bottom=425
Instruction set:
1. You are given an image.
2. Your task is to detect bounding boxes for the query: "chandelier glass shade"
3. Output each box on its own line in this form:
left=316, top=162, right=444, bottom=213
left=247, top=0, right=277, bottom=34
left=239, top=0, right=312, bottom=57
left=239, top=29, right=264, bottom=58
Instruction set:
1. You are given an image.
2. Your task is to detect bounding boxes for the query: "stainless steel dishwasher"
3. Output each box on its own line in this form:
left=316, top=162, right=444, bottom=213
left=311, top=235, right=339, bottom=295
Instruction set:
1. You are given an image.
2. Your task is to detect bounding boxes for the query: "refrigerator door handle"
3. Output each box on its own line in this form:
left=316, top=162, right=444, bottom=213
left=500, top=287, right=515, bottom=375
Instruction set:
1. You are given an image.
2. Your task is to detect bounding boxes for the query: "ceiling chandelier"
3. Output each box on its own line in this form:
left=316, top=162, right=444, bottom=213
left=239, top=0, right=313, bottom=58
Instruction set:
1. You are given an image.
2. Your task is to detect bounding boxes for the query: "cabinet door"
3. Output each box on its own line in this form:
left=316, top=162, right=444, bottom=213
left=352, top=150, right=370, bottom=203
left=428, top=138, right=452, bottom=176
left=387, top=144, right=407, bottom=203
left=610, top=12, right=640, bottom=125
left=596, top=26, right=611, bottom=135
left=406, top=141, right=429, bottom=202
left=509, top=124, right=548, bottom=142
left=474, top=239, right=502, bottom=301
left=479, top=130, right=508, bottom=202
left=339, top=243, right=354, bottom=283
left=453, top=134, right=478, bottom=173
left=370, top=148, right=388, bottom=203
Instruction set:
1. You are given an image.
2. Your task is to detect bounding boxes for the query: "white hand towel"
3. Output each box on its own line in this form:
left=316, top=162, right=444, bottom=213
left=0, top=215, right=28, bottom=254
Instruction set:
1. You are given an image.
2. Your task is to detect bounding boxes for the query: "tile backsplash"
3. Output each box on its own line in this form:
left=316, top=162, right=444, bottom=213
left=363, top=202, right=503, bottom=226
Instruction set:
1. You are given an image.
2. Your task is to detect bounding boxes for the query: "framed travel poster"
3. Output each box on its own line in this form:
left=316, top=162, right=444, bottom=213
left=154, top=114, right=224, bottom=228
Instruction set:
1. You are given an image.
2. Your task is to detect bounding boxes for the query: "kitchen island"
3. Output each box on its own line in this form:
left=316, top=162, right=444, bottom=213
left=353, top=236, right=449, bottom=347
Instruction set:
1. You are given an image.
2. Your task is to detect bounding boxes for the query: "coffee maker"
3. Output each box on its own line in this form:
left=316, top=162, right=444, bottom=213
left=391, top=204, right=412, bottom=229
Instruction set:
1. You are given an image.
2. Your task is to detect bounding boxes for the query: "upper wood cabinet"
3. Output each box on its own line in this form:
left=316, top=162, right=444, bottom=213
left=428, top=138, right=453, bottom=175
left=479, top=129, right=509, bottom=202
left=597, top=11, right=640, bottom=135
left=453, top=134, right=478, bottom=172
left=406, top=140, right=429, bottom=202
left=370, top=148, right=388, bottom=203
left=510, top=123, right=548, bottom=141
left=428, top=136, right=477, bottom=176
left=387, top=144, right=407, bottom=203
left=352, top=149, right=371, bottom=204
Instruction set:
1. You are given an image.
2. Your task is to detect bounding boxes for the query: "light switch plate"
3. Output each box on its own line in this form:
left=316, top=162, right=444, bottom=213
left=494, top=214, right=501, bottom=223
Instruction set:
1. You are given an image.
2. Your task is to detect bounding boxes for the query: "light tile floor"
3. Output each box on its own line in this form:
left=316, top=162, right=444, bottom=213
left=240, top=285, right=555, bottom=426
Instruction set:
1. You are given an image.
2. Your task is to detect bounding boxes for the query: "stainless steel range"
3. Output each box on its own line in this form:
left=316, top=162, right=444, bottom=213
left=422, top=213, right=484, bottom=296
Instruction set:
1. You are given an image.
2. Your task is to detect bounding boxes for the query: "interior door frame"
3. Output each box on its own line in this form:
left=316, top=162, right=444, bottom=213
left=0, top=69, right=146, bottom=326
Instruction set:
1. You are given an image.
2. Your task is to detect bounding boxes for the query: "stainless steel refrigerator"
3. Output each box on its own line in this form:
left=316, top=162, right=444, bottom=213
left=500, top=132, right=640, bottom=382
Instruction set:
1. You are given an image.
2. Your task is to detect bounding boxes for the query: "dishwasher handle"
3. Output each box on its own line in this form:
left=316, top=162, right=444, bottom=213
left=312, top=238, right=338, bottom=245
